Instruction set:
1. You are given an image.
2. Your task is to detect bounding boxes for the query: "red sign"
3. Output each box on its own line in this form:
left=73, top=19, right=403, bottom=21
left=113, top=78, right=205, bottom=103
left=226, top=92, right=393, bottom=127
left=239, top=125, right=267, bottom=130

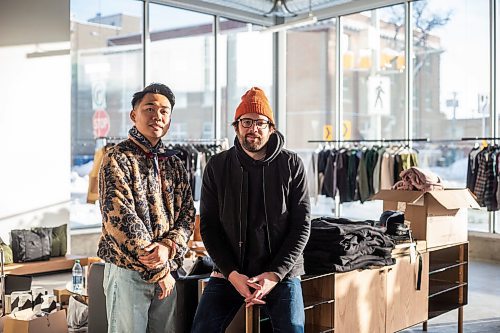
left=92, top=109, right=110, bottom=138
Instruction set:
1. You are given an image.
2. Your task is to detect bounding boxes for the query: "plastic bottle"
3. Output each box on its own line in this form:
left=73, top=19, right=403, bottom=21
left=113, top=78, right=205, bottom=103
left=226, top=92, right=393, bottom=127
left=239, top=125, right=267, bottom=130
left=72, top=259, right=83, bottom=293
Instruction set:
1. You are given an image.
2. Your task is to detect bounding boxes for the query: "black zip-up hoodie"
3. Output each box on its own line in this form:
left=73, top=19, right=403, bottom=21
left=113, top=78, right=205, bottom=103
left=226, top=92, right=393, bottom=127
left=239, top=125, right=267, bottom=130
left=200, top=131, right=311, bottom=280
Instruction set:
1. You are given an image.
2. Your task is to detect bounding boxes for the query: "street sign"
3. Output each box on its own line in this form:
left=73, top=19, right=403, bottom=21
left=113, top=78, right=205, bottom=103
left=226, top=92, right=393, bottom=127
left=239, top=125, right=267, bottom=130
left=323, top=125, right=333, bottom=140
left=92, top=81, right=107, bottom=110
left=343, top=120, right=352, bottom=139
left=368, top=76, right=391, bottom=115
left=93, top=109, right=110, bottom=138
left=446, top=99, right=458, bottom=108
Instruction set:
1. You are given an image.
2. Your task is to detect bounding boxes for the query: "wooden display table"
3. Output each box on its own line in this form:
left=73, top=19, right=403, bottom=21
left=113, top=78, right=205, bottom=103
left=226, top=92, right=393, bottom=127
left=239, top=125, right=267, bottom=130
left=237, top=241, right=429, bottom=333
left=4, top=255, right=101, bottom=276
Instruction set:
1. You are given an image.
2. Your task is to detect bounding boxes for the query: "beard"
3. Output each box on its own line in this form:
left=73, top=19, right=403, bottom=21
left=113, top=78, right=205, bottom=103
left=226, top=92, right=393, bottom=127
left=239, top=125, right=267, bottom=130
left=239, top=133, right=266, bottom=152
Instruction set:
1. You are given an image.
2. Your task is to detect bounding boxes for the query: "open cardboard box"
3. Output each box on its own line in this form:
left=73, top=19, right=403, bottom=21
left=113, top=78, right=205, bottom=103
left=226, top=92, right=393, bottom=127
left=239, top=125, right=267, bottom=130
left=0, top=315, right=7, bottom=333
left=3, top=309, right=67, bottom=333
left=372, top=189, right=480, bottom=249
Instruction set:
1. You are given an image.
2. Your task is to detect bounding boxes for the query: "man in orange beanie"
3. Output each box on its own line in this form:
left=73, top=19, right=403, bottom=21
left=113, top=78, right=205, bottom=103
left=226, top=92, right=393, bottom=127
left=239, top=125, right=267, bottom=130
left=192, top=87, right=311, bottom=332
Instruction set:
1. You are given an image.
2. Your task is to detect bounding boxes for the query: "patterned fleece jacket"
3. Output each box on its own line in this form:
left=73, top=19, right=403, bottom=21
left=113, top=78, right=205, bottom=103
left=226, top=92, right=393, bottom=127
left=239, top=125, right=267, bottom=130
left=97, top=129, right=195, bottom=283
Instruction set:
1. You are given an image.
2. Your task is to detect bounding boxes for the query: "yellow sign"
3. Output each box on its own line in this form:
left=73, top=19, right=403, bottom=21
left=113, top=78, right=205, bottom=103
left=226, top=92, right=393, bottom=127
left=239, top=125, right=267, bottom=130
left=343, top=120, right=352, bottom=139
left=323, top=125, right=333, bottom=140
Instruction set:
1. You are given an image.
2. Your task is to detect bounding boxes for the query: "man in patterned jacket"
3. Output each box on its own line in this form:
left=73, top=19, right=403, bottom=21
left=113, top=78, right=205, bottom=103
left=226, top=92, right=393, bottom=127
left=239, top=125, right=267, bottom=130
left=98, top=83, right=195, bottom=333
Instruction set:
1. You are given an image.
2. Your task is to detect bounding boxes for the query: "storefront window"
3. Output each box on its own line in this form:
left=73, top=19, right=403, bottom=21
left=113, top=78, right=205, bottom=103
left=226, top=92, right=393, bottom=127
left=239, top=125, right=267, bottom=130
left=218, top=18, right=273, bottom=144
left=342, top=6, right=406, bottom=142
left=412, top=0, right=490, bottom=232
left=285, top=18, right=338, bottom=217
left=149, top=3, right=214, bottom=140
left=286, top=18, right=337, bottom=150
left=70, top=0, right=143, bottom=229
left=340, top=5, right=406, bottom=220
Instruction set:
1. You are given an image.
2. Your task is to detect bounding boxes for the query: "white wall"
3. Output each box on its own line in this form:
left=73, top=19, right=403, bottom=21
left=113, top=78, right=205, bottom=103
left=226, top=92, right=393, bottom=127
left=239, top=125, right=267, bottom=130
left=0, top=0, right=71, bottom=241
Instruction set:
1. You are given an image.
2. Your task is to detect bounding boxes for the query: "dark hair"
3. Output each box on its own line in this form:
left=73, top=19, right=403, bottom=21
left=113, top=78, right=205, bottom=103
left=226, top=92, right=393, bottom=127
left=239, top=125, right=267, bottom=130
left=131, top=83, right=175, bottom=110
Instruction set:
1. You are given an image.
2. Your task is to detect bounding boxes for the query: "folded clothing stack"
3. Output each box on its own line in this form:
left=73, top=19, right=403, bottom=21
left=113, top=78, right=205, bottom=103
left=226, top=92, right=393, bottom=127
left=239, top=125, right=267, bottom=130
left=304, top=216, right=395, bottom=274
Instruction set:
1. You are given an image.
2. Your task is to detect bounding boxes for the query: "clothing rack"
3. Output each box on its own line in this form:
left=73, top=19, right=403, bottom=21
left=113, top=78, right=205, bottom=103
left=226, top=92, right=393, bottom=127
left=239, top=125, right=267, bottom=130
left=166, top=138, right=230, bottom=152
left=96, top=136, right=125, bottom=141
left=307, top=138, right=499, bottom=143
left=95, top=137, right=126, bottom=149
left=461, top=137, right=499, bottom=141
left=307, top=138, right=429, bottom=143
left=95, top=137, right=228, bottom=144
left=167, top=138, right=227, bottom=143
left=166, top=138, right=229, bottom=147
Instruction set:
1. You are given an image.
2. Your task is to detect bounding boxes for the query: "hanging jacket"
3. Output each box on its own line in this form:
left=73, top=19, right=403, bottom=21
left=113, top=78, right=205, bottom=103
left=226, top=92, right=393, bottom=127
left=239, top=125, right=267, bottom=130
left=200, top=131, right=311, bottom=280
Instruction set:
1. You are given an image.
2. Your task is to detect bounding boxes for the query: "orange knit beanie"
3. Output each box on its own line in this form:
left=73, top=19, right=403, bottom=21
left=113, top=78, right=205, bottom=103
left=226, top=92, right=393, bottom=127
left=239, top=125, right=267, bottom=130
left=234, top=87, right=274, bottom=124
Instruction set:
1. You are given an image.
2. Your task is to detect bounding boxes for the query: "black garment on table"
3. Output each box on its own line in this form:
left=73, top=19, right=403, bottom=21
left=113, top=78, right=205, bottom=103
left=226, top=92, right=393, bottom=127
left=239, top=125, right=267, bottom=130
left=235, top=141, right=270, bottom=278
left=304, top=217, right=395, bottom=274
left=379, top=210, right=404, bottom=227
left=305, top=253, right=395, bottom=273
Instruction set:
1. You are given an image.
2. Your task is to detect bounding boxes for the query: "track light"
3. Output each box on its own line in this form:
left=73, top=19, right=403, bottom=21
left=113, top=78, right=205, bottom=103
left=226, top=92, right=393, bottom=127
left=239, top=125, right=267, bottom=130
left=261, top=13, right=317, bottom=33
left=264, top=0, right=297, bottom=17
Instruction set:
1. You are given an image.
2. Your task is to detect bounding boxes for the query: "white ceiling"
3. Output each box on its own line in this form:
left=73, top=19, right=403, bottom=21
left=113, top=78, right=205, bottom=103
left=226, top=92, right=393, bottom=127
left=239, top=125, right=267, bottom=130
left=195, top=0, right=356, bottom=17
left=156, top=0, right=409, bottom=26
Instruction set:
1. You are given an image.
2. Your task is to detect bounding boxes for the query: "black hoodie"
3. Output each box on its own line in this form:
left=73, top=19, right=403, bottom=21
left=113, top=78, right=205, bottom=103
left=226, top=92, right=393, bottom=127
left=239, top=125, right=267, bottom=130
left=200, top=131, right=311, bottom=280
left=235, top=132, right=284, bottom=277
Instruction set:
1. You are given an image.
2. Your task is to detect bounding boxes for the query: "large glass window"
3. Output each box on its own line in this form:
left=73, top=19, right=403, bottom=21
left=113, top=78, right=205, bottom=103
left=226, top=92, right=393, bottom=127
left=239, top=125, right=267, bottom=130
left=286, top=19, right=337, bottom=149
left=340, top=5, right=406, bottom=220
left=412, top=0, right=490, bottom=232
left=285, top=18, right=338, bottom=216
left=70, top=0, right=143, bottom=229
left=149, top=4, right=214, bottom=140
left=218, top=18, right=273, bottom=144
left=342, top=6, right=406, bottom=141
left=413, top=0, right=490, bottom=140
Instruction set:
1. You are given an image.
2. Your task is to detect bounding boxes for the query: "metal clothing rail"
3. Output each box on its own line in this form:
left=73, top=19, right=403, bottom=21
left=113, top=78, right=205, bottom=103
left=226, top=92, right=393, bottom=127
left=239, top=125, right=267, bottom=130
left=96, top=136, right=125, bottom=142
left=307, top=138, right=429, bottom=143
left=167, top=138, right=227, bottom=143
left=95, top=137, right=228, bottom=144
left=461, top=137, right=499, bottom=141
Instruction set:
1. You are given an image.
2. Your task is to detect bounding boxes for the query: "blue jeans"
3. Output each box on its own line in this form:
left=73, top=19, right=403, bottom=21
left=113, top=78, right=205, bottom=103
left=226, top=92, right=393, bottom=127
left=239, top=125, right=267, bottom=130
left=191, top=276, right=304, bottom=333
left=103, top=263, right=176, bottom=333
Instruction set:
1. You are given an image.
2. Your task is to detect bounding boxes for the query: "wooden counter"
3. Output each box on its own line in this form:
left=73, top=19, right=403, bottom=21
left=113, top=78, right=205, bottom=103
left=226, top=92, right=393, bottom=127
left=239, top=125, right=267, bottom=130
left=4, top=256, right=101, bottom=276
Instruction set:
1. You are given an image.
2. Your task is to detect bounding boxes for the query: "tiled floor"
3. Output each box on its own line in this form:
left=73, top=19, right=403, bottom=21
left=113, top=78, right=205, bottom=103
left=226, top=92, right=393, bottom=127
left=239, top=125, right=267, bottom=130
left=32, top=259, right=500, bottom=332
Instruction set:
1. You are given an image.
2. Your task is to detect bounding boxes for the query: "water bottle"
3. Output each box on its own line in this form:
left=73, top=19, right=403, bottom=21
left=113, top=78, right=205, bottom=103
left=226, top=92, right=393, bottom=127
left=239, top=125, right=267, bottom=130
left=72, top=259, right=83, bottom=293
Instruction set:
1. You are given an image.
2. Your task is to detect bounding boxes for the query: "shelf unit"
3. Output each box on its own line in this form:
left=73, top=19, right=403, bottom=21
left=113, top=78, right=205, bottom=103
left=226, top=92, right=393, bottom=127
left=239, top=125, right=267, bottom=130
left=233, top=246, right=430, bottom=333
left=254, top=273, right=335, bottom=333
left=302, top=273, right=335, bottom=332
left=427, top=242, right=468, bottom=331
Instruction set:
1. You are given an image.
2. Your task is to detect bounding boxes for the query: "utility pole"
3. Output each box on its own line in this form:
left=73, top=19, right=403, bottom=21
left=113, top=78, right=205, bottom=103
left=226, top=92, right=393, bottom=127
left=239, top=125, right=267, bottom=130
left=449, top=91, right=458, bottom=138
left=479, top=94, right=488, bottom=137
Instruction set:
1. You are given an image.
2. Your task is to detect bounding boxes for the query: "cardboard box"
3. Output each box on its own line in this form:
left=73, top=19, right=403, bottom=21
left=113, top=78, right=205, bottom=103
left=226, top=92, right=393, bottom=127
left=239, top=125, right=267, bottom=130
left=372, top=189, right=479, bottom=249
left=0, top=315, right=7, bottom=333
left=3, top=309, right=68, bottom=333
left=4, top=292, right=32, bottom=314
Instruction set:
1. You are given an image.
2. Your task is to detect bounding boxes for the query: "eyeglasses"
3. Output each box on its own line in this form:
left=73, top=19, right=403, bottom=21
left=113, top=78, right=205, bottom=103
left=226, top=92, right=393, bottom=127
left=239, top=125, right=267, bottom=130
left=238, top=118, right=271, bottom=129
